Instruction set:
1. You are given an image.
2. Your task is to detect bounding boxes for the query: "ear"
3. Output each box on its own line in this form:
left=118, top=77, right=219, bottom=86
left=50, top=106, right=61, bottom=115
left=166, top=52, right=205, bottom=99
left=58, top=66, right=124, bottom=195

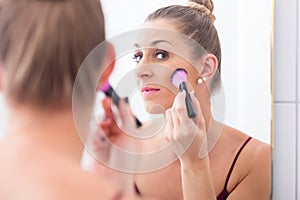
left=97, top=42, right=116, bottom=89
left=199, top=54, right=218, bottom=80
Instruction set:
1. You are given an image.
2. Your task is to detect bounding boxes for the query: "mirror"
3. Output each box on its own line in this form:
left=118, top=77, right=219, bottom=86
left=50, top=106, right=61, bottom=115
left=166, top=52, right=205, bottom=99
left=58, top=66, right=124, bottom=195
left=0, top=0, right=272, bottom=144
left=100, top=0, right=272, bottom=145
left=79, top=1, right=273, bottom=198
left=0, top=0, right=273, bottom=198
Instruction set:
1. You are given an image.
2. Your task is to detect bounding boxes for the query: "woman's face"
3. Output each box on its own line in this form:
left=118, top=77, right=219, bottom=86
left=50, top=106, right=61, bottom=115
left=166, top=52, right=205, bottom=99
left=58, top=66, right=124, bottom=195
left=133, top=19, right=203, bottom=114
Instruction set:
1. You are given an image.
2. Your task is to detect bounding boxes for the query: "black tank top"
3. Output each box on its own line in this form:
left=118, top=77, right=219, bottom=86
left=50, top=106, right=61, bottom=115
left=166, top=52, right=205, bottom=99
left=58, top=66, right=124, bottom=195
left=217, top=137, right=252, bottom=199
left=134, top=137, right=252, bottom=199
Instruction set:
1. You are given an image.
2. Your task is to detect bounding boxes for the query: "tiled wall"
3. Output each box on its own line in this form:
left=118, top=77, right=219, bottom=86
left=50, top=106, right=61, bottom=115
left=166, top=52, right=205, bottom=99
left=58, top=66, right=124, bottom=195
left=273, top=0, right=299, bottom=199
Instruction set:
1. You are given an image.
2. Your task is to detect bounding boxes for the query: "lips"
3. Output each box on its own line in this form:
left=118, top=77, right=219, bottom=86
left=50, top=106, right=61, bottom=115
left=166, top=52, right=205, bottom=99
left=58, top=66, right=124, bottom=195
left=141, top=86, right=160, bottom=95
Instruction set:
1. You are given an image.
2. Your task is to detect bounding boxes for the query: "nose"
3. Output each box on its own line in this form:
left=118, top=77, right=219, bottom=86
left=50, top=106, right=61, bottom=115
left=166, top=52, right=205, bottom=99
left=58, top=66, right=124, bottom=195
left=135, top=65, right=154, bottom=80
left=135, top=52, right=154, bottom=80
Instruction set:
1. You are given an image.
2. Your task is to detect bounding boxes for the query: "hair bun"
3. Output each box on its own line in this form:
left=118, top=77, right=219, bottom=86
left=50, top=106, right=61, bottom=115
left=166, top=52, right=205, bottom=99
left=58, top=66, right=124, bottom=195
left=185, top=0, right=216, bottom=22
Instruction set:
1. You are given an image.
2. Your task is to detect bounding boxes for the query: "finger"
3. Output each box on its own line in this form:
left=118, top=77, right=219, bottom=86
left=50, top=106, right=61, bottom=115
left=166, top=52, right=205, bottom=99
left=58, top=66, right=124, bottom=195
left=177, top=90, right=197, bottom=126
left=99, top=118, right=113, bottom=138
left=173, top=92, right=185, bottom=119
left=165, top=109, right=174, bottom=141
left=175, top=91, right=190, bottom=125
left=99, top=118, right=112, bottom=132
left=117, top=98, right=128, bottom=122
left=102, top=97, right=114, bottom=119
left=190, top=91, right=205, bottom=128
left=99, top=116, right=112, bottom=126
left=190, top=91, right=201, bottom=116
left=102, top=97, right=121, bottom=128
left=99, top=109, right=122, bottom=140
left=117, top=98, right=136, bottom=128
left=172, top=92, right=190, bottom=141
left=170, top=105, right=181, bottom=135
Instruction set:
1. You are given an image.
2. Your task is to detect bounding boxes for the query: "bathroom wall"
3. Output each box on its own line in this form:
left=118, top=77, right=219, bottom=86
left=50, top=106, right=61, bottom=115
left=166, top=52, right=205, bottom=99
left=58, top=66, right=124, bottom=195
left=273, top=0, right=299, bottom=199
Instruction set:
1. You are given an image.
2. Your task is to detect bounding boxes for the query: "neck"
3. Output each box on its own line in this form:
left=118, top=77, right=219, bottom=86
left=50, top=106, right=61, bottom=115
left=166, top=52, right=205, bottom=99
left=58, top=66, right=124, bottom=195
left=196, top=89, right=224, bottom=154
left=196, top=92, right=213, bottom=131
left=5, top=104, right=86, bottom=162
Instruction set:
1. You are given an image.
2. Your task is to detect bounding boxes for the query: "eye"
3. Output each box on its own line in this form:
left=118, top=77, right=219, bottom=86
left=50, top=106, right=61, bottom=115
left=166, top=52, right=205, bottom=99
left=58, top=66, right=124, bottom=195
left=133, top=50, right=143, bottom=63
left=153, top=49, right=169, bottom=60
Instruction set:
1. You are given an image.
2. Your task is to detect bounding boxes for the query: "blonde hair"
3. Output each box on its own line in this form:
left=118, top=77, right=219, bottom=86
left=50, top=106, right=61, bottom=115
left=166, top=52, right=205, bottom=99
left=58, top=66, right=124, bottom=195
left=146, top=0, right=221, bottom=93
left=0, top=0, right=105, bottom=109
left=184, top=1, right=216, bottom=22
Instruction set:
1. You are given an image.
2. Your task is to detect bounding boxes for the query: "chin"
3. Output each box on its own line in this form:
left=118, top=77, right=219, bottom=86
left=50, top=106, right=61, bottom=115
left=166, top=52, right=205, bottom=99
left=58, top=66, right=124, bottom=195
left=145, top=103, right=167, bottom=114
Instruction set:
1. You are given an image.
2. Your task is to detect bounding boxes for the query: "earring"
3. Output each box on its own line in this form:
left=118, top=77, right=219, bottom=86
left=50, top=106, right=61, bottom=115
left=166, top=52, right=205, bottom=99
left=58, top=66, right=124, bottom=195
left=197, top=78, right=203, bottom=84
left=197, top=77, right=207, bottom=84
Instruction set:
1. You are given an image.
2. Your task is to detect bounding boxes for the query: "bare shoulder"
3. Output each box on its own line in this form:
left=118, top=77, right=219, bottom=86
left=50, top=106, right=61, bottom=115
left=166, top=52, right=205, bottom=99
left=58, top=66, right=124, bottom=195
left=238, top=136, right=271, bottom=186
left=222, top=125, right=271, bottom=156
left=241, top=136, right=271, bottom=181
left=223, top=125, right=271, bottom=172
left=234, top=130, right=271, bottom=170
left=222, top=125, right=271, bottom=199
left=57, top=166, right=141, bottom=200
left=41, top=159, right=123, bottom=200
left=0, top=144, right=123, bottom=200
left=0, top=140, right=5, bottom=157
left=247, top=137, right=271, bottom=163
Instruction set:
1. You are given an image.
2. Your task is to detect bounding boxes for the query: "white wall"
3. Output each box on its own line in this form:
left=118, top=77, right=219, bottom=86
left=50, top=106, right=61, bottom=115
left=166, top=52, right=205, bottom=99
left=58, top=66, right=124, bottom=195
left=215, top=0, right=272, bottom=144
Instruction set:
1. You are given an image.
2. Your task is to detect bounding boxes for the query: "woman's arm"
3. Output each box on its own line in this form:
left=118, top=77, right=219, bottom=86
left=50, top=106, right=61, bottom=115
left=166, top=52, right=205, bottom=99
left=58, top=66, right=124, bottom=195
left=181, top=157, right=216, bottom=200
left=165, top=90, right=216, bottom=200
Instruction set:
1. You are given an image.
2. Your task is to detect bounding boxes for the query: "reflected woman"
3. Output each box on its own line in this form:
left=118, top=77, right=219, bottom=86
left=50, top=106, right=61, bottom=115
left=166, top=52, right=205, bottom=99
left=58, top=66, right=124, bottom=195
left=93, top=0, right=271, bottom=199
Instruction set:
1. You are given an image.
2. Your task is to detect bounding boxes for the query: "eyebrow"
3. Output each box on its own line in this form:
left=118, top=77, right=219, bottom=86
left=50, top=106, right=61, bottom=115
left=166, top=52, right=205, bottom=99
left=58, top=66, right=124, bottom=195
left=134, top=40, right=174, bottom=48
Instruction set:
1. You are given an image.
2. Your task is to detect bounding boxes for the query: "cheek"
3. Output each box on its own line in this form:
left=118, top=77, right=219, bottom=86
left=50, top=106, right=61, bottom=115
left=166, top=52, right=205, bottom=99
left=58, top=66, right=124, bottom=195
left=185, top=66, right=201, bottom=89
left=161, top=91, right=176, bottom=108
left=186, top=76, right=198, bottom=90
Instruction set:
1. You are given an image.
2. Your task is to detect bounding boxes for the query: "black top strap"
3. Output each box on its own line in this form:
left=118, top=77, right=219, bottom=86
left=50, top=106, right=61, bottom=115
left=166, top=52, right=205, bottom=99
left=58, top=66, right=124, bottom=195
left=223, top=137, right=252, bottom=189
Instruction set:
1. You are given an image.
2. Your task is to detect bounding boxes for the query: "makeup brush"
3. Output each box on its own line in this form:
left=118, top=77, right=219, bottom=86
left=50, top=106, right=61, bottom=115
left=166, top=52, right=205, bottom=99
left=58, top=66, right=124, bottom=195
left=170, top=68, right=196, bottom=118
left=100, top=82, right=142, bottom=128
left=100, top=82, right=120, bottom=106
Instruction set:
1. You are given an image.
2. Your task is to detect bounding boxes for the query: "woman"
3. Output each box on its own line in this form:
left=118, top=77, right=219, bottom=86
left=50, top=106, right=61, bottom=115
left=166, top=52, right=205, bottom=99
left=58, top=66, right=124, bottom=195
left=0, top=0, right=138, bottom=199
left=91, top=0, right=271, bottom=199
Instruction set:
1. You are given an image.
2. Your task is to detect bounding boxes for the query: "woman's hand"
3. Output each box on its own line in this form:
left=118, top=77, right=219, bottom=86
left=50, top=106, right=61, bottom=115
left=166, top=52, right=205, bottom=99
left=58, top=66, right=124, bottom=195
left=164, top=90, right=208, bottom=164
left=97, top=96, right=141, bottom=149
left=164, top=91, right=216, bottom=200
left=84, top=96, right=143, bottom=197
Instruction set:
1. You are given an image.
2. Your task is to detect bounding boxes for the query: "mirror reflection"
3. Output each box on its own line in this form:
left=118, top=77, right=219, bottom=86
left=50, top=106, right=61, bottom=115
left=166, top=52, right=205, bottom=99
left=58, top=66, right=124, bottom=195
left=82, top=0, right=272, bottom=199
left=101, top=0, right=272, bottom=144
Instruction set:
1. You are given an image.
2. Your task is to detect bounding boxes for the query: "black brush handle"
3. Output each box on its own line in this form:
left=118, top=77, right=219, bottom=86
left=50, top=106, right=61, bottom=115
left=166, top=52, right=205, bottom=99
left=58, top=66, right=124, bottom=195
left=104, top=87, right=120, bottom=106
left=104, top=85, right=142, bottom=128
left=124, top=97, right=142, bottom=128
left=179, top=82, right=196, bottom=118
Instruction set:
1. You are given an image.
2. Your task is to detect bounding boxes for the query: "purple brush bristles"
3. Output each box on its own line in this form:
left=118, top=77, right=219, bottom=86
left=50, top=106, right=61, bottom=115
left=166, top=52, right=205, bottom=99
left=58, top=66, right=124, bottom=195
left=99, top=82, right=111, bottom=93
left=170, top=68, right=188, bottom=88
left=170, top=68, right=196, bottom=118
